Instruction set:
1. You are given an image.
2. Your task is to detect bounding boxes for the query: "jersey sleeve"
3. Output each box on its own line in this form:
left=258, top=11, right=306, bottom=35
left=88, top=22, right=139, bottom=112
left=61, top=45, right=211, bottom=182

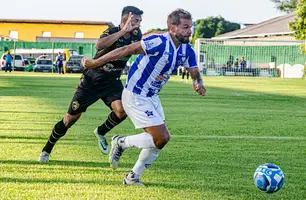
left=94, top=28, right=118, bottom=58
left=184, top=46, right=198, bottom=68
left=140, top=35, right=165, bottom=56
left=99, top=27, right=116, bottom=39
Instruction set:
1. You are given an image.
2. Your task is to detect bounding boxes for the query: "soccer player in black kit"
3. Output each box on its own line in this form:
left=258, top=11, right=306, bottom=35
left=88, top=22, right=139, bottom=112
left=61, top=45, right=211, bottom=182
left=39, top=6, right=143, bottom=162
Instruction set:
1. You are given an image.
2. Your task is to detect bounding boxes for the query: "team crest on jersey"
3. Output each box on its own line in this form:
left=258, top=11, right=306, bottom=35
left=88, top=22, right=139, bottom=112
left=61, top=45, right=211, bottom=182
left=144, top=37, right=162, bottom=50
left=102, top=63, right=115, bottom=72
left=72, top=101, right=80, bottom=111
left=145, top=40, right=155, bottom=50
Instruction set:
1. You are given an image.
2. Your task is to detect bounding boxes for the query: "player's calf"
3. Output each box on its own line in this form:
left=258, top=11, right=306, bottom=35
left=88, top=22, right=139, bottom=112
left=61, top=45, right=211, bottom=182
left=39, top=113, right=81, bottom=162
left=96, top=111, right=126, bottom=136
left=145, top=125, right=171, bottom=149
left=41, top=119, right=68, bottom=154
left=111, top=100, right=127, bottom=119
left=64, top=113, right=81, bottom=128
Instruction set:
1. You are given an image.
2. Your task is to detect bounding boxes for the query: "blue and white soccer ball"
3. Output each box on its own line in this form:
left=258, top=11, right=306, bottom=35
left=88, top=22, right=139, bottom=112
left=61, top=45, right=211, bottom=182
left=254, top=163, right=284, bottom=193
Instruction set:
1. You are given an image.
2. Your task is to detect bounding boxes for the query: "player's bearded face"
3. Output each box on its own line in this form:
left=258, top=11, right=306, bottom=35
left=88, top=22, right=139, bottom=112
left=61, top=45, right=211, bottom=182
left=175, top=19, right=192, bottom=43
left=175, top=32, right=190, bottom=43
left=131, top=15, right=142, bottom=35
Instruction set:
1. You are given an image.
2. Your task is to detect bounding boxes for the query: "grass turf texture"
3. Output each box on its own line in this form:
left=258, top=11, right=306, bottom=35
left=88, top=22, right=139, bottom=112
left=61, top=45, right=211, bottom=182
left=0, top=72, right=305, bottom=200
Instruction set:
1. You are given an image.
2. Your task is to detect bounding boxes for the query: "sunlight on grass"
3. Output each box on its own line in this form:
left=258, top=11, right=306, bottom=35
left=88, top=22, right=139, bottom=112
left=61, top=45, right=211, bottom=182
left=0, top=73, right=305, bottom=199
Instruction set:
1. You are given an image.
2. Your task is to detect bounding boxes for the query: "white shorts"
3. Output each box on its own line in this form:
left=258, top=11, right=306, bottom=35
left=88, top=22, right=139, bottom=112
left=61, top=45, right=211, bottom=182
left=122, top=88, right=165, bottom=129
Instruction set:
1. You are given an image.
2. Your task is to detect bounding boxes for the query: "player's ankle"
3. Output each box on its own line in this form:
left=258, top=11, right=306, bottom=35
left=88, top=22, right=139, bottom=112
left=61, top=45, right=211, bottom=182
left=118, top=136, right=130, bottom=149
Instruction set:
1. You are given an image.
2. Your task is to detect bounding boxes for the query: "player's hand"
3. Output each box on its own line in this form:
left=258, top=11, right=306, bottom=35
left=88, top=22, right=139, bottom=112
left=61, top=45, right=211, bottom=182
left=193, top=83, right=206, bottom=96
left=82, top=57, right=97, bottom=69
left=122, top=12, right=140, bottom=34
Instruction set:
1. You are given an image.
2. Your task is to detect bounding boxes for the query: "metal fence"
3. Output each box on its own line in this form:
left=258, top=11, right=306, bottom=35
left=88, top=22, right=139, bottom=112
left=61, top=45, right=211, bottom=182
left=0, top=41, right=96, bottom=58
left=194, top=39, right=306, bottom=78
left=1, top=39, right=305, bottom=78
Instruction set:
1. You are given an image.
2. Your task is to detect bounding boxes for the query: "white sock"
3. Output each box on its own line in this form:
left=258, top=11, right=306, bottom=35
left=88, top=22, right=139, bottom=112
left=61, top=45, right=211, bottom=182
left=132, top=148, right=161, bottom=176
left=118, top=132, right=156, bottom=149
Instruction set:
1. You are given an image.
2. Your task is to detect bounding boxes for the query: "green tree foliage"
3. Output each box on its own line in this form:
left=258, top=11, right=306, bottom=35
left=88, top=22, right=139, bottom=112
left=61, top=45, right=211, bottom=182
left=289, top=0, right=306, bottom=52
left=146, top=28, right=168, bottom=32
left=270, top=0, right=298, bottom=13
left=191, top=16, right=240, bottom=43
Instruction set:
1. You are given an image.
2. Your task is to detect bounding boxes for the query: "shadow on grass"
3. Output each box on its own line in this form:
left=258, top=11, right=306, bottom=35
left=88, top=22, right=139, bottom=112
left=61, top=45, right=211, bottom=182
left=0, top=135, right=80, bottom=141
left=0, top=136, right=95, bottom=146
left=0, top=110, right=63, bottom=115
left=0, top=135, right=47, bottom=140
left=0, top=159, right=107, bottom=168
left=0, top=159, right=132, bottom=169
left=0, top=177, right=120, bottom=186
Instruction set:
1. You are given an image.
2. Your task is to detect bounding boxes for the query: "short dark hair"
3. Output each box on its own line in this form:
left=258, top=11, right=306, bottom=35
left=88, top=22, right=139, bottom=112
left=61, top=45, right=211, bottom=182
left=167, top=9, right=192, bottom=27
left=122, top=6, right=143, bottom=16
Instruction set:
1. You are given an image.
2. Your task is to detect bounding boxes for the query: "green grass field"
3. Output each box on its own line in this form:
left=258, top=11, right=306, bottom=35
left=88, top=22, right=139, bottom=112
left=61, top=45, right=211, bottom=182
left=0, top=72, right=305, bottom=200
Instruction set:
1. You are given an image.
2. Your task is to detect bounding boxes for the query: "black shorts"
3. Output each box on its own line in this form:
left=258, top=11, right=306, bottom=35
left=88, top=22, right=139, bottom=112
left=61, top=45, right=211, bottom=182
left=67, top=73, right=123, bottom=115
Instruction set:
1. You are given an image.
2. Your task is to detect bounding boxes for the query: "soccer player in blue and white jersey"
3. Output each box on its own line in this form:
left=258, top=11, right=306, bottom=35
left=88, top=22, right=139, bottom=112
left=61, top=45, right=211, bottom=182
left=83, top=9, right=206, bottom=186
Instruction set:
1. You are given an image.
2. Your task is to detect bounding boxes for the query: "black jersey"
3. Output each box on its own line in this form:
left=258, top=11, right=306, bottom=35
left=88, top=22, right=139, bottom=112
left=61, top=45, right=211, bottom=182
left=85, top=26, right=142, bottom=83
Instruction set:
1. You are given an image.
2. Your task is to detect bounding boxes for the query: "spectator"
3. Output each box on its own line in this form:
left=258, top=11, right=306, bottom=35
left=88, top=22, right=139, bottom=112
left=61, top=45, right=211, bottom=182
left=234, top=58, right=239, bottom=68
left=4, top=52, right=13, bottom=73
left=56, top=52, right=64, bottom=74
left=226, top=55, right=233, bottom=68
left=210, top=58, right=216, bottom=68
left=239, top=56, right=247, bottom=69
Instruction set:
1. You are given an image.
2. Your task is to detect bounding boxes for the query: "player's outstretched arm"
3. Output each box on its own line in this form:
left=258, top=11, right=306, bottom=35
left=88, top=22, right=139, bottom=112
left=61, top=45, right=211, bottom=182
left=188, top=67, right=206, bottom=96
left=82, top=41, right=145, bottom=68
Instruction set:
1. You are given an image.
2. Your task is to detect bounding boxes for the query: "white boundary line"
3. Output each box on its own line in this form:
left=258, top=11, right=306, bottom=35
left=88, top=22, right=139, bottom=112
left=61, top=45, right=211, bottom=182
left=0, top=133, right=305, bottom=141
left=172, top=135, right=306, bottom=140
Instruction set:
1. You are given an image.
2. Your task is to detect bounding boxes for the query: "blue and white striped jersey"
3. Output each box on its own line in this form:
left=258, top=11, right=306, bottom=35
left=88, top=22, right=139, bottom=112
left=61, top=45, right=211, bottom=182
left=126, top=32, right=198, bottom=97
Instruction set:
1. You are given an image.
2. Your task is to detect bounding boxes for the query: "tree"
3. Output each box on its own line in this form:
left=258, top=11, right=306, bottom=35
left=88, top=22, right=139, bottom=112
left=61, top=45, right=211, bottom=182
left=191, top=16, right=240, bottom=43
left=270, top=0, right=298, bottom=13
left=147, top=28, right=168, bottom=32
left=289, top=0, right=306, bottom=46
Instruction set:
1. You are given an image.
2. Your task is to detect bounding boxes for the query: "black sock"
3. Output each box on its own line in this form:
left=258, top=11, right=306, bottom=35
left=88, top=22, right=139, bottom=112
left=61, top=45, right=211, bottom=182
left=42, top=119, right=68, bottom=153
left=97, top=111, right=126, bottom=136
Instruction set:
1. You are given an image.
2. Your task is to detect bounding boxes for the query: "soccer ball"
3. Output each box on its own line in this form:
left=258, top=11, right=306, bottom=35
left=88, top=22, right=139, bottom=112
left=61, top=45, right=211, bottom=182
left=254, top=163, right=284, bottom=193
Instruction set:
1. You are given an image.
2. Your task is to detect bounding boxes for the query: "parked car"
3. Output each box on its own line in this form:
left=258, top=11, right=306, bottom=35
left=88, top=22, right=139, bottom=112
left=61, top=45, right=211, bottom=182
left=33, top=56, right=55, bottom=72
left=0, top=53, right=25, bottom=71
left=65, top=55, right=84, bottom=73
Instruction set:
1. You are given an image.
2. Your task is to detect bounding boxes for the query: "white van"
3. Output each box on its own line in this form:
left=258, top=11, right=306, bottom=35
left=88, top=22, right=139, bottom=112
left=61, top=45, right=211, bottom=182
left=0, top=53, right=25, bottom=71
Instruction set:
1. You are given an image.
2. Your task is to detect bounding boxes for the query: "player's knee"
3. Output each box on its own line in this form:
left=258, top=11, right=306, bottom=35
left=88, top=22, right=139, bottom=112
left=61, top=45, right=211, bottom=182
left=64, top=113, right=81, bottom=128
left=155, top=130, right=171, bottom=149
